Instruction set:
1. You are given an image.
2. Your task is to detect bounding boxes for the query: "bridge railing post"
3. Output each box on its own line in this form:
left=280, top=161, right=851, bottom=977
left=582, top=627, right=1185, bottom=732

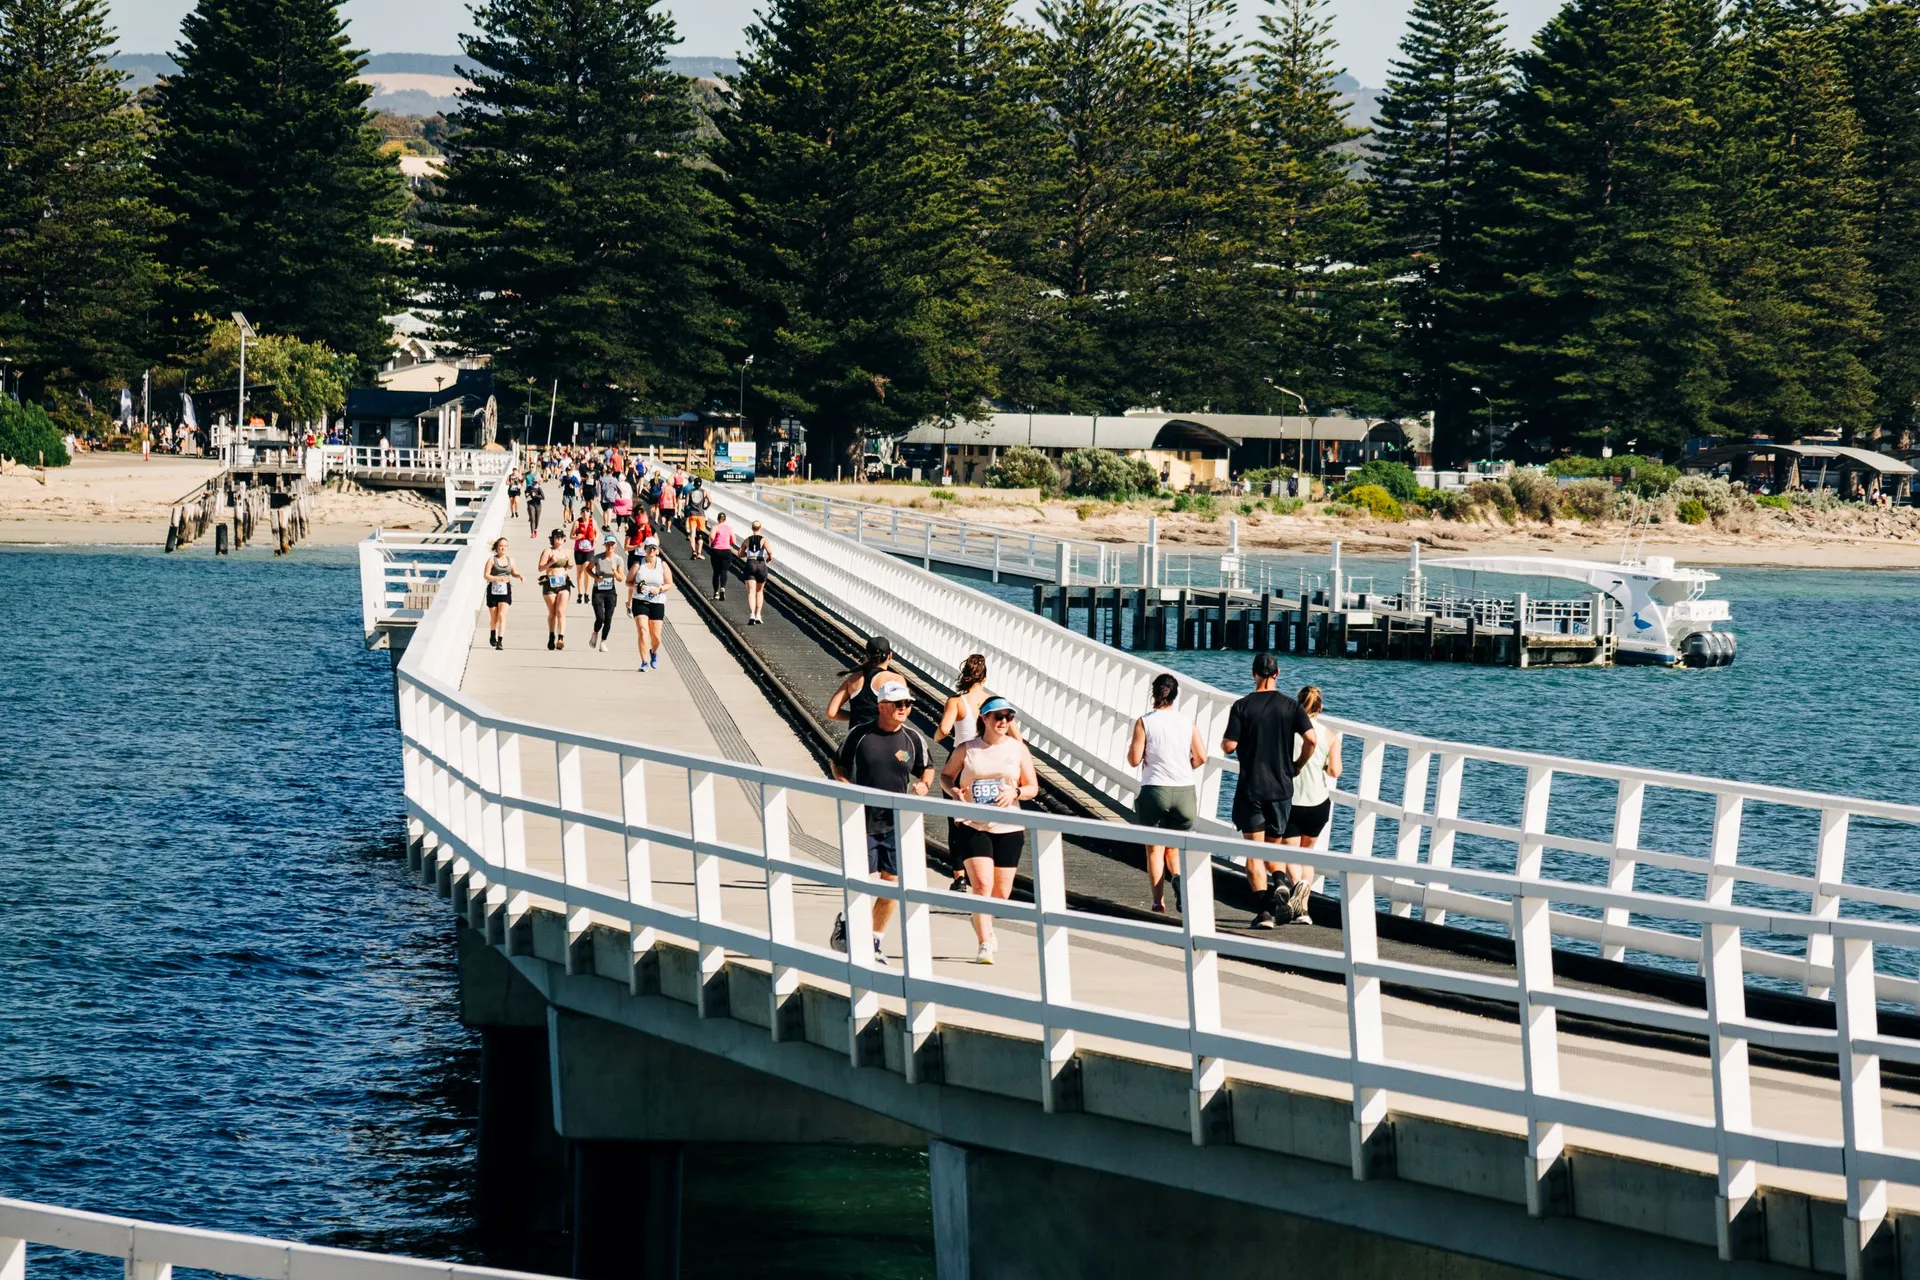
left=1421, top=752, right=1464, bottom=926
left=1836, top=932, right=1889, bottom=1274
left=760, top=784, right=798, bottom=1033
left=621, top=753, right=658, bottom=993
left=1341, top=860, right=1389, bottom=1179
left=1600, top=779, right=1644, bottom=962
left=1390, top=748, right=1432, bottom=917
left=2, top=1235, right=23, bottom=1280
left=1034, top=826, right=1078, bottom=1113
left=1703, top=794, right=1761, bottom=1260
left=1512, top=765, right=1567, bottom=1217
left=496, top=727, right=528, bottom=927
left=838, top=799, right=884, bottom=1065
left=688, top=769, right=727, bottom=1016
left=556, top=742, right=591, bottom=962
left=1806, top=808, right=1849, bottom=998
left=895, top=805, right=938, bottom=1082
left=1181, top=833, right=1227, bottom=1145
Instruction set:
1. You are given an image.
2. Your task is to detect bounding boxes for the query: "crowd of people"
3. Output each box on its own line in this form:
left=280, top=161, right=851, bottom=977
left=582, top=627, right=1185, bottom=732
left=483, top=449, right=1342, bottom=970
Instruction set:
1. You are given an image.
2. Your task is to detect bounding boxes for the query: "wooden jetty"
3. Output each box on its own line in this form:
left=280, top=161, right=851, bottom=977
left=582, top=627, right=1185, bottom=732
left=1031, top=582, right=1616, bottom=668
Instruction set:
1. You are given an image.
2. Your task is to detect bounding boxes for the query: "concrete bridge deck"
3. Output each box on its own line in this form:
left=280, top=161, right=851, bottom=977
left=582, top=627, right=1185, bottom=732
left=426, top=515, right=1920, bottom=1278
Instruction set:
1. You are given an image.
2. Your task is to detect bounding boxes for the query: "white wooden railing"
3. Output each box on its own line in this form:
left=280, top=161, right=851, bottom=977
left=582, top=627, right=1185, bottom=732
left=323, top=446, right=517, bottom=481
left=388, top=467, right=1920, bottom=1268
left=0, top=1196, right=544, bottom=1280
left=358, top=450, right=516, bottom=644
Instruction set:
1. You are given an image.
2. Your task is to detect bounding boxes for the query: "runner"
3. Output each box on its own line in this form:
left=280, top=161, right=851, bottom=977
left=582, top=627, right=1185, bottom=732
left=741, top=520, right=774, bottom=623
left=560, top=467, right=579, bottom=522
left=1276, top=685, right=1339, bottom=924
left=939, top=696, right=1039, bottom=964
left=654, top=469, right=678, bottom=530
left=686, top=481, right=711, bottom=558
left=570, top=512, right=598, bottom=603
left=526, top=475, right=545, bottom=537
left=1220, top=652, right=1318, bottom=928
left=482, top=537, right=524, bottom=651
left=536, top=529, right=571, bottom=650
left=586, top=533, right=624, bottom=651
left=1126, top=673, right=1206, bottom=913
left=627, top=537, right=674, bottom=671
left=828, top=676, right=932, bottom=964
left=707, top=512, right=737, bottom=600
left=936, top=653, right=992, bottom=749
left=507, top=471, right=522, bottom=518
left=826, top=635, right=896, bottom=729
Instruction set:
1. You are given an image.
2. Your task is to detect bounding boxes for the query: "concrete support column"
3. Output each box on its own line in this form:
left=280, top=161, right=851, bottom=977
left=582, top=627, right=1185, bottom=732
left=476, top=1026, right=568, bottom=1242
left=570, top=1140, right=683, bottom=1280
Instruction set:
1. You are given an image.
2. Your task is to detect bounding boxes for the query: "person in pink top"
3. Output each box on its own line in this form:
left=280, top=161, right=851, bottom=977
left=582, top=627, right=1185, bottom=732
left=707, top=512, right=737, bottom=600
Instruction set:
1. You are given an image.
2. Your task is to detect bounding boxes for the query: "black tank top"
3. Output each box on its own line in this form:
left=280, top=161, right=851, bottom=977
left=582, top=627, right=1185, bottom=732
left=845, top=667, right=886, bottom=727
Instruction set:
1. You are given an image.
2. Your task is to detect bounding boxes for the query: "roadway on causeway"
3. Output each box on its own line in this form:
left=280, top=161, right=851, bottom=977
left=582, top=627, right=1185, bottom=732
left=460, top=507, right=1920, bottom=1212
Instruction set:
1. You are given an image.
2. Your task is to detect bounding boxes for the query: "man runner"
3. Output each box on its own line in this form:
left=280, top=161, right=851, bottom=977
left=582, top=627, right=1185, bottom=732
left=829, top=676, right=933, bottom=964
left=1220, top=651, right=1317, bottom=928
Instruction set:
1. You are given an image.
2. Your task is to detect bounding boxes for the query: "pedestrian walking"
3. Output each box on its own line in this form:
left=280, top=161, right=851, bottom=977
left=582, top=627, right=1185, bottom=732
left=828, top=676, right=933, bottom=964
left=1220, top=652, right=1317, bottom=927
left=741, top=520, right=774, bottom=623
left=536, top=529, right=571, bottom=650
left=940, top=696, right=1039, bottom=964
left=627, top=537, right=673, bottom=671
left=586, top=533, right=623, bottom=651
left=707, top=512, right=737, bottom=600
left=483, top=537, right=523, bottom=651
left=1276, top=685, right=1339, bottom=922
left=1127, top=673, right=1207, bottom=913
left=827, top=635, right=897, bottom=729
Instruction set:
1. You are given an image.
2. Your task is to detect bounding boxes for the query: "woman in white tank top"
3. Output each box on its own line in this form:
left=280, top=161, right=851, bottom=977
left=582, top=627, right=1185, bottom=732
left=1127, top=673, right=1207, bottom=912
left=937, top=653, right=991, bottom=749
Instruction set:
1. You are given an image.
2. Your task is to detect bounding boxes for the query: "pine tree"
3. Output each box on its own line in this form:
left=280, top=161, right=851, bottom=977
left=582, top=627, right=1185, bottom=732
left=1459, top=0, right=1726, bottom=455
left=152, top=0, right=405, bottom=370
left=1248, top=0, right=1382, bottom=411
left=428, top=0, right=726, bottom=423
left=1839, top=1, right=1920, bottom=444
left=0, top=0, right=171, bottom=398
left=1714, top=0, right=1877, bottom=442
left=715, top=0, right=999, bottom=464
left=1004, top=0, right=1163, bottom=410
left=1366, top=0, right=1509, bottom=462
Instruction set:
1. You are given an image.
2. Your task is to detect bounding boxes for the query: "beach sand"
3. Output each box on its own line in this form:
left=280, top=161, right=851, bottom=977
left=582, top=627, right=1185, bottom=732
left=0, top=455, right=445, bottom=547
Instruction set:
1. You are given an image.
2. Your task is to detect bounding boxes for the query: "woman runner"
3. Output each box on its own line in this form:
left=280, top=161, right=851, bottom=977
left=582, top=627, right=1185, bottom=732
left=936, top=653, right=992, bottom=750
left=507, top=473, right=522, bottom=518
left=826, top=635, right=896, bottom=729
left=627, top=537, right=675, bottom=671
left=526, top=476, right=545, bottom=536
left=482, top=537, right=524, bottom=651
left=536, top=528, right=571, bottom=650
left=1277, top=685, right=1340, bottom=924
left=940, top=696, right=1039, bottom=964
left=570, top=512, right=598, bottom=603
left=586, top=533, right=624, bottom=651
left=707, top=512, right=736, bottom=600
left=741, top=520, right=773, bottom=623
left=1126, top=673, right=1207, bottom=913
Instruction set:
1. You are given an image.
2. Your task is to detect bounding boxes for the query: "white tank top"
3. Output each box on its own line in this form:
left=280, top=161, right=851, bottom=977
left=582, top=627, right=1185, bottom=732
left=1138, top=707, right=1196, bottom=787
left=634, top=560, right=666, bottom=600
left=1292, top=715, right=1335, bottom=807
left=950, top=688, right=986, bottom=746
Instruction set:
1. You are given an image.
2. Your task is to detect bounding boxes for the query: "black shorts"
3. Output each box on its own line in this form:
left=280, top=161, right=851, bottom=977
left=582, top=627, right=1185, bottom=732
left=573, top=550, right=592, bottom=566
left=955, top=824, right=1024, bottom=868
left=541, top=578, right=569, bottom=597
left=631, top=598, right=664, bottom=620
left=1283, top=799, right=1331, bottom=840
left=745, top=560, right=770, bottom=582
left=866, top=825, right=899, bottom=877
left=486, top=586, right=512, bottom=606
left=1231, top=793, right=1291, bottom=836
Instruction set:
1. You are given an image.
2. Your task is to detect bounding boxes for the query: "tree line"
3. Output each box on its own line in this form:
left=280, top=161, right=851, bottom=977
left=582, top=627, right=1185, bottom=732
left=4, top=0, right=1919, bottom=467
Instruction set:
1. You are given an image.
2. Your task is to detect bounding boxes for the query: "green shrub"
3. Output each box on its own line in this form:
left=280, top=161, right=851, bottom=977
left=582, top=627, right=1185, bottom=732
left=1238, top=465, right=1297, bottom=491
left=1756, top=493, right=1791, bottom=510
left=1466, top=478, right=1517, bottom=520
left=1339, top=459, right=1420, bottom=504
left=1170, top=491, right=1218, bottom=518
left=1506, top=468, right=1560, bottom=521
left=1267, top=496, right=1305, bottom=515
left=1560, top=478, right=1615, bottom=521
left=1340, top=483, right=1405, bottom=520
left=1545, top=453, right=1679, bottom=497
left=1676, top=497, right=1708, bottom=524
left=0, top=398, right=69, bottom=467
left=1064, top=448, right=1158, bottom=499
left=986, top=444, right=1059, bottom=495
left=930, top=488, right=957, bottom=501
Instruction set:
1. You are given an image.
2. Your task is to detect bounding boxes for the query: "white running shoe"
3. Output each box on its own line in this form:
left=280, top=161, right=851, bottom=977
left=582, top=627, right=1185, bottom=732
left=975, top=942, right=994, bottom=965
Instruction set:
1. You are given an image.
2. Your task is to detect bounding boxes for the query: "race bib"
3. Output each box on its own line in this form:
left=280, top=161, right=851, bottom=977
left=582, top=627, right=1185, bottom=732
left=488, top=582, right=508, bottom=596
left=547, top=573, right=567, bottom=588
left=970, top=779, right=1004, bottom=805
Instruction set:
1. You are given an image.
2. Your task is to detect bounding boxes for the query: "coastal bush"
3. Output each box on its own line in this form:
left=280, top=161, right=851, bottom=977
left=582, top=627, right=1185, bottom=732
left=1676, top=497, right=1708, bottom=524
left=1170, top=490, right=1218, bottom=518
left=1466, top=478, right=1517, bottom=521
left=1545, top=453, right=1678, bottom=496
left=1417, top=486, right=1474, bottom=520
left=1668, top=475, right=1751, bottom=520
left=930, top=488, right=957, bottom=502
left=0, top=398, right=68, bottom=466
left=1339, top=460, right=1420, bottom=504
left=1239, top=465, right=1297, bottom=491
left=1341, top=483, right=1405, bottom=520
left=1065, top=448, right=1158, bottom=499
left=1756, top=493, right=1792, bottom=510
left=1788, top=488, right=1841, bottom=511
left=1559, top=478, right=1615, bottom=521
left=986, top=445, right=1059, bottom=496
left=1268, top=496, right=1305, bottom=515
left=1506, top=468, right=1558, bottom=522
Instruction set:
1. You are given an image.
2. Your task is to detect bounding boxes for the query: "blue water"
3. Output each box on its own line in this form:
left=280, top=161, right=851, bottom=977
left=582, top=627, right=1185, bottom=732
left=0, top=544, right=930, bottom=1277
left=977, top=560, right=1920, bottom=977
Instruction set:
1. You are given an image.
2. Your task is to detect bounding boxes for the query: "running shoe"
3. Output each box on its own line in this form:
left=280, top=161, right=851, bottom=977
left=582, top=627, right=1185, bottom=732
left=1287, top=876, right=1313, bottom=920
left=829, top=914, right=848, bottom=954
left=975, top=942, right=994, bottom=965
left=873, top=938, right=888, bottom=965
left=547, top=635, right=555, bottom=651
left=1250, top=909, right=1276, bottom=929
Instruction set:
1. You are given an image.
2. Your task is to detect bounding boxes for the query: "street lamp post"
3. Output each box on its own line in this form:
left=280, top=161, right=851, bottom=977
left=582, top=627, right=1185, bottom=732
left=232, top=311, right=255, bottom=468
left=1268, top=382, right=1314, bottom=477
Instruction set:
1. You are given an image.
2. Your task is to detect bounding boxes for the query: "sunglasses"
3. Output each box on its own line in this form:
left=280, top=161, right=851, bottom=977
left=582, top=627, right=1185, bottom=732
left=987, top=711, right=1018, bottom=722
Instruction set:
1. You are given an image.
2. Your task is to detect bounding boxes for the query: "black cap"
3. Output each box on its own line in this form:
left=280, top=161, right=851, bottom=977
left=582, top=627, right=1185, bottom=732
left=866, top=635, right=892, bottom=659
left=1251, top=651, right=1279, bottom=678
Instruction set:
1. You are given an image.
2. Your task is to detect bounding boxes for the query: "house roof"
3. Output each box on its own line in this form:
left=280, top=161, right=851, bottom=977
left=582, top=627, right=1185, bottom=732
left=1683, top=441, right=1917, bottom=477
left=899, top=414, right=1237, bottom=452
left=346, top=367, right=493, bottom=421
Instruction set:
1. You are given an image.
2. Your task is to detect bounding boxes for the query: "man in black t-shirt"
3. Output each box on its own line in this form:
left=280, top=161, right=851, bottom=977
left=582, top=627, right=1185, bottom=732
left=829, top=676, right=933, bottom=963
left=1221, top=652, right=1317, bottom=928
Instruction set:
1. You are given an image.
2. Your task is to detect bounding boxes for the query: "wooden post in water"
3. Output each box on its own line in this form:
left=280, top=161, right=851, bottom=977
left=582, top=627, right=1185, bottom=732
left=1133, top=588, right=1148, bottom=650
left=1215, top=591, right=1230, bottom=649
left=1176, top=590, right=1191, bottom=649
left=1086, top=588, right=1100, bottom=641
left=1466, top=612, right=1477, bottom=661
left=1295, top=606, right=1308, bottom=654
left=1513, top=592, right=1529, bottom=669
left=1258, top=592, right=1272, bottom=651
left=1424, top=614, right=1436, bottom=661
left=1054, top=582, right=1069, bottom=627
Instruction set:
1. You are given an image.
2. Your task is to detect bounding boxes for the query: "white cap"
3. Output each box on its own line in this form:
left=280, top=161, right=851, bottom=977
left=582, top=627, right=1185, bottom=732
left=873, top=677, right=912, bottom=703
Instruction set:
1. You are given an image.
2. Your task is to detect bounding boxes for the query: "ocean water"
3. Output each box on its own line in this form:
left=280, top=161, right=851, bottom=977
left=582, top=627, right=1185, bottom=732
left=0, top=544, right=930, bottom=1278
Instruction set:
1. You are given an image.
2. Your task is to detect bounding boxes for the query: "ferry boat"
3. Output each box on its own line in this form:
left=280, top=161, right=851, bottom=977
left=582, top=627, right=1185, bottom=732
left=1417, top=554, right=1737, bottom=667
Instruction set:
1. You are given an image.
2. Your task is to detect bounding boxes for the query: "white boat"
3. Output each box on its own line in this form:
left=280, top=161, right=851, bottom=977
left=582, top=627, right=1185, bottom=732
left=1413, top=552, right=1736, bottom=667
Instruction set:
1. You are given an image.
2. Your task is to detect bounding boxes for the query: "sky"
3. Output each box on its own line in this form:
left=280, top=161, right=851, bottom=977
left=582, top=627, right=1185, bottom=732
left=107, top=0, right=1561, bottom=87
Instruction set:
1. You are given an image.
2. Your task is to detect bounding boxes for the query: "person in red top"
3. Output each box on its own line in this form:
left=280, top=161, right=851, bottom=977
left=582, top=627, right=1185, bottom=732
left=570, top=513, right=598, bottom=603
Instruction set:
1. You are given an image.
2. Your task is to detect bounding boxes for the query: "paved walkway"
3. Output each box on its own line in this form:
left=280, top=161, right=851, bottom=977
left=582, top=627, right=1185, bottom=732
left=463, top=511, right=1920, bottom=1209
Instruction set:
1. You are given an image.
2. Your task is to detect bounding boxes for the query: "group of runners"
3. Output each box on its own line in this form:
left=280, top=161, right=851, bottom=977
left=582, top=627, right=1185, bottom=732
left=482, top=448, right=772, bottom=669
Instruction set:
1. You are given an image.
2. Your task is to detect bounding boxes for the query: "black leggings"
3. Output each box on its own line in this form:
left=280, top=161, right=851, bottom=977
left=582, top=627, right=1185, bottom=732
left=591, top=588, right=617, bottom=639
left=527, top=500, right=542, bottom=532
left=710, top=548, right=733, bottom=594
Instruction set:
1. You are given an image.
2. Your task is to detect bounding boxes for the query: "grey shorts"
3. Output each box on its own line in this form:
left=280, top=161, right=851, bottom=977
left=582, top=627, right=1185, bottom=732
left=1135, top=784, right=1197, bottom=832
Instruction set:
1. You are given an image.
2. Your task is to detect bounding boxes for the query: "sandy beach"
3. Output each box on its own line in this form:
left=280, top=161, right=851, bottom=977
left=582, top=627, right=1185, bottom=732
left=0, top=455, right=445, bottom=547
left=767, top=482, right=1920, bottom=570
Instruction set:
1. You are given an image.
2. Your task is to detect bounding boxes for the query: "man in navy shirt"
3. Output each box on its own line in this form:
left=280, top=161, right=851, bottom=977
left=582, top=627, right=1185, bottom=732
left=1221, top=652, right=1317, bottom=927
left=829, top=676, right=933, bottom=962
